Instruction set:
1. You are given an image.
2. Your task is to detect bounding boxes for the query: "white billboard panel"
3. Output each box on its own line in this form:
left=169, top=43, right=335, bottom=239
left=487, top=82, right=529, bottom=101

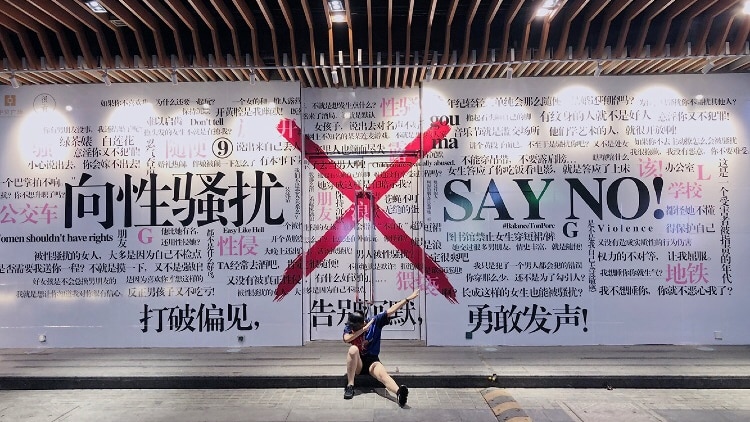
left=1, top=74, right=748, bottom=347
left=0, top=82, right=303, bottom=347
left=421, top=74, right=750, bottom=345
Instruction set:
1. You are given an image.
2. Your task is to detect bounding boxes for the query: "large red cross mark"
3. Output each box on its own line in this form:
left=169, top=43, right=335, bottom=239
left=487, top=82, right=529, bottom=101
left=273, top=118, right=458, bottom=303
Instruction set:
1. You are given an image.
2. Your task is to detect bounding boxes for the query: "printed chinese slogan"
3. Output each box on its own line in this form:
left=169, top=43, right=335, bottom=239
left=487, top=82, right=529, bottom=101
left=0, top=74, right=748, bottom=347
left=421, top=75, right=748, bottom=345
left=0, top=82, right=304, bottom=347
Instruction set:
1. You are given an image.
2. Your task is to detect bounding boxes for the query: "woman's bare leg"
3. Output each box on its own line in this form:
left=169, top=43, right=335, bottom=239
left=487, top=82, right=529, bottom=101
left=368, top=362, right=399, bottom=394
left=346, top=345, right=363, bottom=386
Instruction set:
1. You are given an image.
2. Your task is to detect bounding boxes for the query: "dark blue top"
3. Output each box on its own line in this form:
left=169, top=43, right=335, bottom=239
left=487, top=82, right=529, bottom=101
left=343, top=311, right=390, bottom=357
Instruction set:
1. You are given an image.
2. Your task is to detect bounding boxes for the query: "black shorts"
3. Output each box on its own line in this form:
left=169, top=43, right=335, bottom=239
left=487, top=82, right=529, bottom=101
left=359, top=354, right=380, bottom=376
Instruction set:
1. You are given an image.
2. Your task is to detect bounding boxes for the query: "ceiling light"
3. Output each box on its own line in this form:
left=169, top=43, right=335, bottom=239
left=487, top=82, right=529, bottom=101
left=744, top=1, right=750, bottom=15
left=84, top=1, right=108, bottom=13
left=249, top=71, right=256, bottom=85
left=425, top=65, right=435, bottom=82
left=536, top=0, right=560, bottom=18
left=331, top=68, right=339, bottom=84
left=327, top=0, right=346, bottom=23
left=536, top=8, right=553, bottom=17
left=170, top=69, right=178, bottom=85
left=9, top=73, right=20, bottom=88
left=109, top=17, right=127, bottom=27
left=328, top=0, right=344, bottom=12
left=594, top=62, right=602, bottom=77
left=102, top=70, right=112, bottom=86
left=701, top=60, right=715, bottom=74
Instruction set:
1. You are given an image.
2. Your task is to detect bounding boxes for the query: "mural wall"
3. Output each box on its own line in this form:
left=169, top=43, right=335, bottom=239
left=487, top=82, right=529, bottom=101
left=421, top=75, right=750, bottom=345
left=297, top=88, right=426, bottom=341
left=0, top=82, right=303, bottom=347
left=0, top=74, right=747, bottom=347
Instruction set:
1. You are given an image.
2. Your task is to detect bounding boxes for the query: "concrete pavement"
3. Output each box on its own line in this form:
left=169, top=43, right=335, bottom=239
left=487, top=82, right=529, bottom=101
left=1, top=341, right=749, bottom=389
left=1, top=341, right=750, bottom=421
left=1, top=388, right=750, bottom=421
left=511, top=388, right=750, bottom=422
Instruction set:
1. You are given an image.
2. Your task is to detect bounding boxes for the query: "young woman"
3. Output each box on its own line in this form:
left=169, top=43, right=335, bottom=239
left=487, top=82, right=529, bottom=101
left=342, top=289, right=420, bottom=407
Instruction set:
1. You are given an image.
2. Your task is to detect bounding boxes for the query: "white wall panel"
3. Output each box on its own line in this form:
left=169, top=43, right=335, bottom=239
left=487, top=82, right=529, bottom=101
left=421, top=74, right=750, bottom=345
left=0, top=82, right=303, bottom=347
left=1, top=74, right=748, bottom=347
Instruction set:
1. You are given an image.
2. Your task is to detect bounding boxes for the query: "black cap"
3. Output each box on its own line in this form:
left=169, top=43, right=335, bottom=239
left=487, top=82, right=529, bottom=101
left=347, top=311, right=365, bottom=326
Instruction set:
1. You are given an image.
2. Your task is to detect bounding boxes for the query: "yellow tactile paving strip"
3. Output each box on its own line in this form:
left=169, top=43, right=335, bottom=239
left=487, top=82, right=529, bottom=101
left=481, top=387, right=532, bottom=422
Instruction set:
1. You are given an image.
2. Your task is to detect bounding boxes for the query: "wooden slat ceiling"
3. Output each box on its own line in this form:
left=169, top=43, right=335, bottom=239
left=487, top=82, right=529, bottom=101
left=1, top=0, right=749, bottom=88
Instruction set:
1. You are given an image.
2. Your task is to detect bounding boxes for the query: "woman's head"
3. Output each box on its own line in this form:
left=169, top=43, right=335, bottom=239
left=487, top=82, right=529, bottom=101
left=347, top=311, right=365, bottom=330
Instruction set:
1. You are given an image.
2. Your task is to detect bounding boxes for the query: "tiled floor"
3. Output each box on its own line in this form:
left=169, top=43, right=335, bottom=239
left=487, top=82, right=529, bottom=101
left=2, top=388, right=750, bottom=421
left=2, top=343, right=750, bottom=421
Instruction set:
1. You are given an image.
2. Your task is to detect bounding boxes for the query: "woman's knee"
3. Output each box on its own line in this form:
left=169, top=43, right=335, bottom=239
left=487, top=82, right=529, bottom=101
left=347, top=345, right=359, bottom=358
left=369, top=362, right=387, bottom=378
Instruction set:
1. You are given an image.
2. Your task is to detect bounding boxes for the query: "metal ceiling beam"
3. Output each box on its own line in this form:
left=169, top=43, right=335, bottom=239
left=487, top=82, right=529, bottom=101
left=436, top=0, right=460, bottom=80
left=613, top=0, right=654, bottom=58
left=632, top=1, right=677, bottom=57
left=456, top=0, right=481, bottom=78
left=401, top=0, right=415, bottom=88
left=687, top=0, right=739, bottom=57
left=300, top=0, right=322, bottom=86
left=652, top=0, right=698, bottom=57
left=163, top=0, right=209, bottom=69
left=593, top=0, right=635, bottom=59
left=231, top=0, right=268, bottom=81
left=471, top=0, right=503, bottom=78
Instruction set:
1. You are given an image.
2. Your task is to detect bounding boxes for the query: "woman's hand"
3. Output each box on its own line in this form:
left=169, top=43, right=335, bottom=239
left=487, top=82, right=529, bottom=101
left=406, top=289, right=420, bottom=301
left=386, top=289, right=421, bottom=316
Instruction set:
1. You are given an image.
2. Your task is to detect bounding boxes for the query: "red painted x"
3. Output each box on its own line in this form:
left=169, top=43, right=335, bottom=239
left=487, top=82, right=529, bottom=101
left=273, top=118, right=457, bottom=303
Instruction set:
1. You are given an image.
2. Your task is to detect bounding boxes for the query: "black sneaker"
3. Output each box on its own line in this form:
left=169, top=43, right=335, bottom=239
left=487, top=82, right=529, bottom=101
left=396, top=385, right=408, bottom=407
left=344, top=384, right=355, bottom=400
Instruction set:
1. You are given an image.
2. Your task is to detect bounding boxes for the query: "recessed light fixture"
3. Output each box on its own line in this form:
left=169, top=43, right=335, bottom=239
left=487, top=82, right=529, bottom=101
left=84, top=1, right=108, bottom=14
left=9, top=73, right=20, bottom=88
left=328, top=0, right=344, bottom=12
left=593, top=62, right=602, bottom=77
left=109, top=18, right=127, bottom=27
left=328, top=0, right=346, bottom=23
left=425, top=65, right=435, bottom=82
left=331, top=68, right=339, bottom=84
left=536, top=0, right=560, bottom=17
